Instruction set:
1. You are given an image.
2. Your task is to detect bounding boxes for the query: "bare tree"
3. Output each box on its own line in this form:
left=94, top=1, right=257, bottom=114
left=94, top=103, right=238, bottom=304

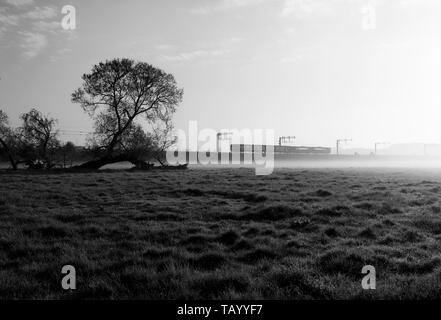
left=0, top=109, right=18, bottom=170
left=60, top=141, right=77, bottom=168
left=150, top=115, right=177, bottom=166
left=72, top=58, right=183, bottom=169
left=17, top=108, right=60, bottom=169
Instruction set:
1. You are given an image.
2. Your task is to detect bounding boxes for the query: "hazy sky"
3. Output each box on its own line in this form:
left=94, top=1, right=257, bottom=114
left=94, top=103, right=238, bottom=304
left=1, top=0, right=441, bottom=149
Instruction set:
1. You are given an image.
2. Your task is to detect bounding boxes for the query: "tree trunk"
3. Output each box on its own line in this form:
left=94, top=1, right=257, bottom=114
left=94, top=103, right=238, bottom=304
left=76, top=154, right=150, bottom=170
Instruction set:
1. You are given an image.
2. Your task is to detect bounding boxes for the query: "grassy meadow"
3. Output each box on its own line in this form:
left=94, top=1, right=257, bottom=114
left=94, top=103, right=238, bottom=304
left=1, top=167, right=441, bottom=299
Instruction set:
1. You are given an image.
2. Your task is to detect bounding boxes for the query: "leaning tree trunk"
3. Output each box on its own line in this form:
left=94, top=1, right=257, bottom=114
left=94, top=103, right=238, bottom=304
left=76, top=154, right=151, bottom=170
left=76, top=155, right=126, bottom=169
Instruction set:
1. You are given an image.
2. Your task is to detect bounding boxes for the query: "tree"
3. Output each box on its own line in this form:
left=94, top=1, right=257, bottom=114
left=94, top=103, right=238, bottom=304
left=72, top=58, right=183, bottom=169
left=0, top=109, right=18, bottom=170
left=60, top=141, right=77, bottom=168
left=150, top=116, right=177, bottom=166
left=16, top=108, right=60, bottom=169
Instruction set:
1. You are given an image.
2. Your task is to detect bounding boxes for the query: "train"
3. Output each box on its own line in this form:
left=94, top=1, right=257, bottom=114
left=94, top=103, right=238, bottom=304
left=230, top=144, right=331, bottom=154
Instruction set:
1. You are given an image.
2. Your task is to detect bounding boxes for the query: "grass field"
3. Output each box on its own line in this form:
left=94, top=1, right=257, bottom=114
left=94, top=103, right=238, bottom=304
left=1, top=167, right=441, bottom=299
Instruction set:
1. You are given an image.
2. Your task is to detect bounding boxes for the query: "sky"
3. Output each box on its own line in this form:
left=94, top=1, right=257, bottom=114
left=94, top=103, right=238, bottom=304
left=1, top=0, right=441, bottom=150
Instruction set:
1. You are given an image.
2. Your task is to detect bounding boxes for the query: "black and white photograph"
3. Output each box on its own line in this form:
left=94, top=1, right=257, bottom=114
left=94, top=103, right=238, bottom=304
left=1, top=0, right=441, bottom=311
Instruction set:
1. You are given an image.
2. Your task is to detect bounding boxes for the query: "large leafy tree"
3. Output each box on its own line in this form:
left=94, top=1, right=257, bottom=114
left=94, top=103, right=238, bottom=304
left=72, top=58, right=183, bottom=169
